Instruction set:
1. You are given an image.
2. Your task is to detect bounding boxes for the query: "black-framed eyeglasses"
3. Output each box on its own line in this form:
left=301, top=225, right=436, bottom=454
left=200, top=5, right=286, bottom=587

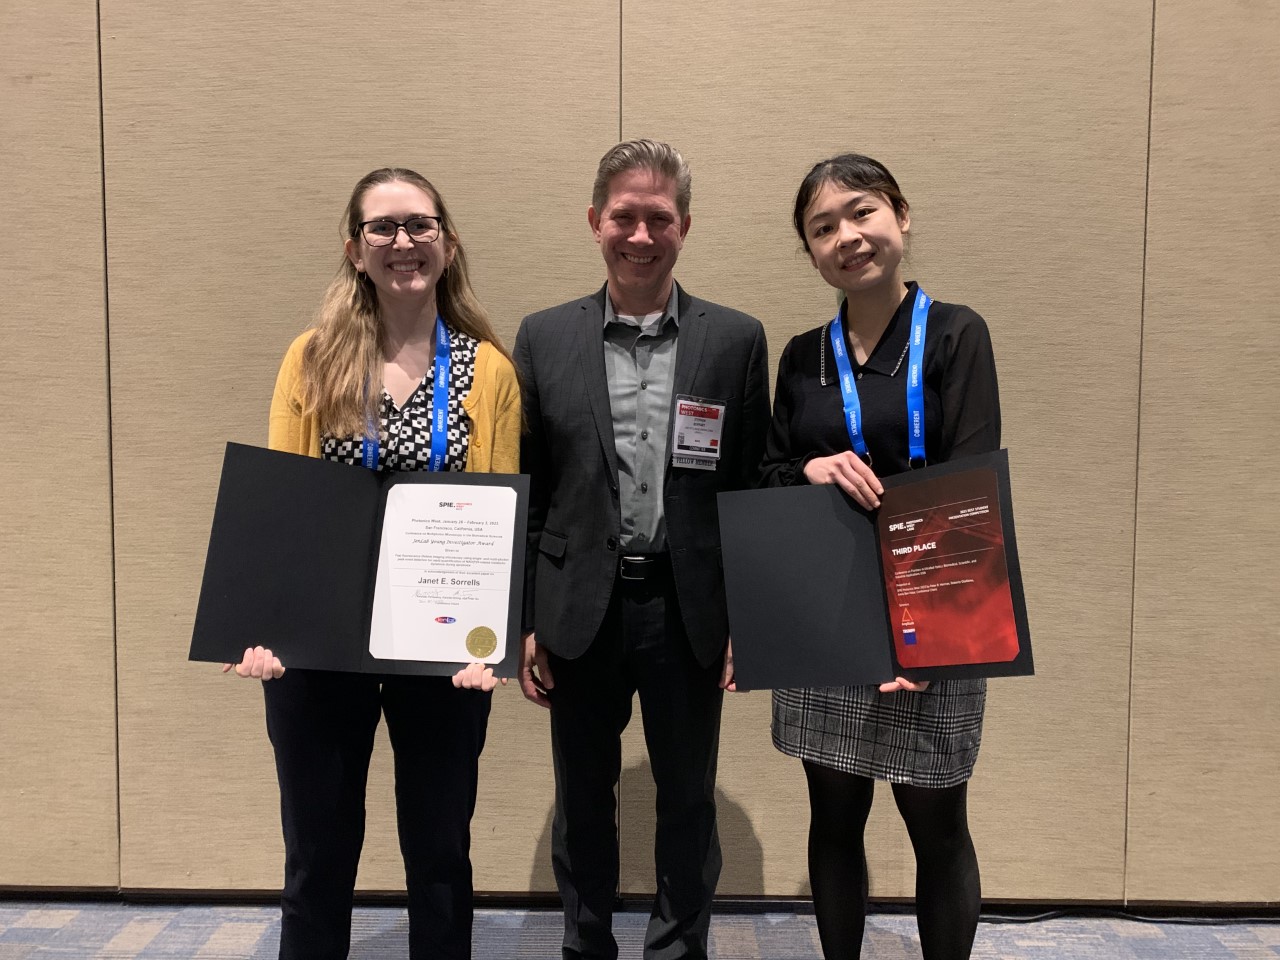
left=356, top=216, right=443, bottom=246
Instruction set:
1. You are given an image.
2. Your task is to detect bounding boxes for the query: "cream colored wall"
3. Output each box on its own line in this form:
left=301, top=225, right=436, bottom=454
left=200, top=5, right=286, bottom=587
left=619, top=0, right=1152, bottom=901
left=1, top=0, right=1276, bottom=904
left=1126, top=0, right=1280, bottom=902
left=0, top=0, right=119, bottom=886
left=98, top=0, right=615, bottom=892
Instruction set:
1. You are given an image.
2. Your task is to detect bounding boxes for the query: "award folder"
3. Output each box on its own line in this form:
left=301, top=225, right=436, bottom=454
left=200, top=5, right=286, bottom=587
left=189, top=442, right=528, bottom=677
left=718, top=449, right=1032, bottom=689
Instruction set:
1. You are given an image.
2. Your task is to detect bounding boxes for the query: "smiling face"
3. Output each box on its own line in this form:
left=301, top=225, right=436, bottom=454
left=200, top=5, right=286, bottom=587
left=801, top=180, right=910, bottom=298
left=344, top=180, right=454, bottom=310
left=588, top=166, right=690, bottom=315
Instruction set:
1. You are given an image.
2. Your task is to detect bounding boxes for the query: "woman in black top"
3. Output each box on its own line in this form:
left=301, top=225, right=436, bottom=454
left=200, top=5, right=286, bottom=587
left=761, top=154, right=1001, bottom=960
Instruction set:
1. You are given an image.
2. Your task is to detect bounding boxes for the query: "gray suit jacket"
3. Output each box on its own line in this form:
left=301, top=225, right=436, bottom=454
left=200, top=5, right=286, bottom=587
left=515, top=283, right=770, bottom=667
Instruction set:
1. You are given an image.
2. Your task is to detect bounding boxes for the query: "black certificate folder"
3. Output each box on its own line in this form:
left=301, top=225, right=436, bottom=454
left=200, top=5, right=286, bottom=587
left=718, top=450, right=1032, bottom=690
left=719, top=483, right=895, bottom=690
left=190, top=443, right=529, bottom=678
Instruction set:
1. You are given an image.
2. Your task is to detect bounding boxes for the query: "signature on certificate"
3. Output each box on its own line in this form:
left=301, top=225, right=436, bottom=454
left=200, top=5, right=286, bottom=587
left=414, top=588, right=480, bottom=603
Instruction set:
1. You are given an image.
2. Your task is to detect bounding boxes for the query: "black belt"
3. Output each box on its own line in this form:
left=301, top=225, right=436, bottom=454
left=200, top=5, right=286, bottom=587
left=619, top=553, right=671, bottom=582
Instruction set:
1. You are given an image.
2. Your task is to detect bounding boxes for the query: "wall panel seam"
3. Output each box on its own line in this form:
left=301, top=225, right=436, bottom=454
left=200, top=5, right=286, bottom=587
left=94, top=0, right=124, bottom=893
left=616, top=0, right=624, bottom=884
left=618, top=0, right=623, bottom=141
left=1123, top=0, right=1160, bottom=908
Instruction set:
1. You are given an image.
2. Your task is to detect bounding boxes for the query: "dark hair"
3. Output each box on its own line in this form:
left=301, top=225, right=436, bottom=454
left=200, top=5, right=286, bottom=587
left=792, top=153, right=909, bottom=253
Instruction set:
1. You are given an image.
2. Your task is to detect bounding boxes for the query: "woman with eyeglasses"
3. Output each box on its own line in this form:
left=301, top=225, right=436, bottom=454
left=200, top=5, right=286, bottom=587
left=760, top=153, right=1000, bottom=960
left=225, top=167, right=520, bottom=960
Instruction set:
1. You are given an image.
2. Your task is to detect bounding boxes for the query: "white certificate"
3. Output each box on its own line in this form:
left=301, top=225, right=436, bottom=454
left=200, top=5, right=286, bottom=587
left=368, top=483, right=516, bottom=662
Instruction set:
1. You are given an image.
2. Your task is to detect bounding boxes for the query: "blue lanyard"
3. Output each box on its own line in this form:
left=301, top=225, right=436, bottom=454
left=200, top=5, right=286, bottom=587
left=361, top=411, right=379, bottom=469
left=828, top=288, right=931, bottom=467
left=361, top=314, right=452, bottom=471
left=429, top=316, right=451, bottom=471
left=904, top=288, right=929, bottom=467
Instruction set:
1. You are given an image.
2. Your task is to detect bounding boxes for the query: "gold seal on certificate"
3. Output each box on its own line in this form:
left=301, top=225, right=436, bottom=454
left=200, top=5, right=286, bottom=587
left=466, top=626, right=498, bottom=658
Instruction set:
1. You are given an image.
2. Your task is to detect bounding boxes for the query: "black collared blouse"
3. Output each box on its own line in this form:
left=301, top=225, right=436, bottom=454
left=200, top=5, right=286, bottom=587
left=760, top=281, right=1001, bottom=485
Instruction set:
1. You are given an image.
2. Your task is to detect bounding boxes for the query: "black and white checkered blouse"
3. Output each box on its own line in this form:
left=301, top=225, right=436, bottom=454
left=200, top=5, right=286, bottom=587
left=321, top=327, right=478, bottom=472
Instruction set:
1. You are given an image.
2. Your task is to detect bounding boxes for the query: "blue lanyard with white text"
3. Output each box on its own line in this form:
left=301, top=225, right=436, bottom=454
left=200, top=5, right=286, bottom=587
left=828, top=287, right=931, bottom=467
left=362, top=314, right=451, bottom=471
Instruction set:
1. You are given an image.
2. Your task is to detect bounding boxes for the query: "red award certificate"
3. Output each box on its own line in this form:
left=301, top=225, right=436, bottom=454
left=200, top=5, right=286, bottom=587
left=877, top=466, right=1020, bottom=669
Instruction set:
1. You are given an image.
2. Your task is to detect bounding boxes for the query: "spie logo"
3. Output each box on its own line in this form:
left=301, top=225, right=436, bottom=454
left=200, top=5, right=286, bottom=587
left=435, top=617, right=456, bottom=624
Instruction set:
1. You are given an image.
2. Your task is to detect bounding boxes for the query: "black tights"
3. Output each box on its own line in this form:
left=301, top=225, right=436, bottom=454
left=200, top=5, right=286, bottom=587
left=803, top=760, right=980, bottom=960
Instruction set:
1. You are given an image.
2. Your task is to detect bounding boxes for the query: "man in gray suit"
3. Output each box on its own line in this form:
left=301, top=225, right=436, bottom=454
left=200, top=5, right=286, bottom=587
left=515, top=139, right=770, bottom=960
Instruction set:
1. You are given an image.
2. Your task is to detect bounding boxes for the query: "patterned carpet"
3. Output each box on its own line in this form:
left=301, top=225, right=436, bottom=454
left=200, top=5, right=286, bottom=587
left=0, top=902, right=1276, bottom=959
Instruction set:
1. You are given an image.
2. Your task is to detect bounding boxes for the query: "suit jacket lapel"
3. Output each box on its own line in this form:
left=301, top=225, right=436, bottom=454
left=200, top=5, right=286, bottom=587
left=666, top=283, right=707, bottom=469
left=578, top=286, right=620, bottom=486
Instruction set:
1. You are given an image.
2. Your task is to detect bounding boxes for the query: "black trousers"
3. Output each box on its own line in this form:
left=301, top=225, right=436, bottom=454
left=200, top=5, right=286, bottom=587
left=263, top=670, right=491, bottom=960
left=547, top=561, right=725, bottom=960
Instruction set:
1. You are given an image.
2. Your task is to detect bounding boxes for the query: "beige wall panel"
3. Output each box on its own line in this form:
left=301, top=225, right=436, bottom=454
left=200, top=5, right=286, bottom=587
left=0, top=0, right=118, bottom=886
left=621, top=696, right=913, bottom=898
left=1128, top=0, right=1280, bottom=902
left=621, top=1, right=1151, bottom=898
left=101, top=0, right=617, bottom=889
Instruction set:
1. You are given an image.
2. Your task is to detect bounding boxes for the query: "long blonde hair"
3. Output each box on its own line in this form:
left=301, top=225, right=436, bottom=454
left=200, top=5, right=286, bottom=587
left=300, top=167, right=512, bottom=438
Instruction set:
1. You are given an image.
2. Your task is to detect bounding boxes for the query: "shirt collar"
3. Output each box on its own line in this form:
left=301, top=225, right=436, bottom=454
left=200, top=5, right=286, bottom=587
left=822, top=281, right=918, bottom=384
left=603, top=282, right=681, bottom=331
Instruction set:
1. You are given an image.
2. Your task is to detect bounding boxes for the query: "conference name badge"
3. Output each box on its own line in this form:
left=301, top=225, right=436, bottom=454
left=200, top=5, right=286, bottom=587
left=671, top=394, right=725, bottom=471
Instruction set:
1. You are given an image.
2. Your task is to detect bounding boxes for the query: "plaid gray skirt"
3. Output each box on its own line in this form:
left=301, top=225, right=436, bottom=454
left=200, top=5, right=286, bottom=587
left=772, top=679, right=986, bottom=788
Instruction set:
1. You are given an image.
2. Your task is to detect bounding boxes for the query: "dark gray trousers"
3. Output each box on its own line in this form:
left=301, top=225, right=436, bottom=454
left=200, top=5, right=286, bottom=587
left=547, top=561, right=724, bottom=960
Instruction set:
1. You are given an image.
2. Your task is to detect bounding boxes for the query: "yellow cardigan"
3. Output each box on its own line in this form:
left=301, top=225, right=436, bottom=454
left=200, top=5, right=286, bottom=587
left=267, top=329, right=521, bottom=474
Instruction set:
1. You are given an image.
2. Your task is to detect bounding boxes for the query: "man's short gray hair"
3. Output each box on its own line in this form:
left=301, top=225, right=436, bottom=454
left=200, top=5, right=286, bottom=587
left=592, top=139, right=692, bottom=218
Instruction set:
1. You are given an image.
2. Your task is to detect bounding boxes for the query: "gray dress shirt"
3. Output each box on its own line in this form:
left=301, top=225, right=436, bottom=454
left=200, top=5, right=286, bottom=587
left=603, top=284, right=680, bottom=552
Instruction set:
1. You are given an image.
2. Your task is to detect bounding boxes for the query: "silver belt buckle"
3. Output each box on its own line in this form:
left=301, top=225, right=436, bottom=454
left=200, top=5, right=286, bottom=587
left=620, top=555, right=650, bottom=581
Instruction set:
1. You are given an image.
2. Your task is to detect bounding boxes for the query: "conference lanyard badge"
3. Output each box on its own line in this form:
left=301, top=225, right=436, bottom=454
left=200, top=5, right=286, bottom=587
left=670, top=394, right=726, bottom=471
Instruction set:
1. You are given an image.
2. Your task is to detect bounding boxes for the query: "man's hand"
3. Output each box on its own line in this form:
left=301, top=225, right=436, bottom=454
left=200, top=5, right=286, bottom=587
left=719, top=637, right=739, bottom=692
left=519, top=631, right=554, bottom=708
